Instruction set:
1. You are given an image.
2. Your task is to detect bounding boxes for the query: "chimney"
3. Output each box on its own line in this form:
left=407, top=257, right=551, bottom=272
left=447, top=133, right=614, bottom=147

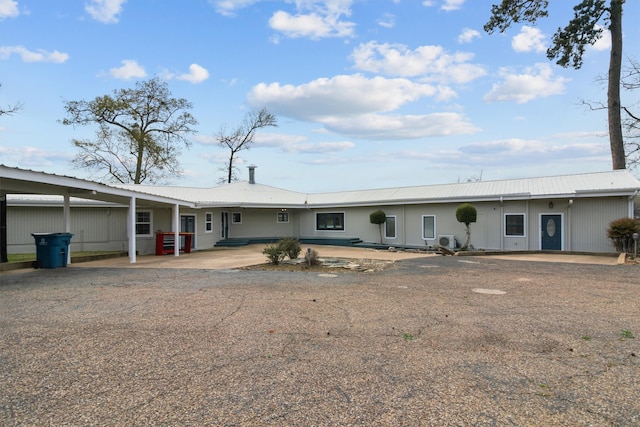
left=248, top=165, right=257, bottom=184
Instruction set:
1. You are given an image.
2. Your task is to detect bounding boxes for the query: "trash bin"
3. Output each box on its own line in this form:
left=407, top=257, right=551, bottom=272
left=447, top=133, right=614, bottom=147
left=31, top=233, right=73, bottom=269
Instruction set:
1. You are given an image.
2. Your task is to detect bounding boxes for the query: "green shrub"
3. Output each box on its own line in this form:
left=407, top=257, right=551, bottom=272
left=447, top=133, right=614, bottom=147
left=370, top=209, right=386, bottom=244
left=607, top=217, right=640, bottom=253
left=262, top=244, right=285, bottom=265
left=279, top=237, right=301, bottom=259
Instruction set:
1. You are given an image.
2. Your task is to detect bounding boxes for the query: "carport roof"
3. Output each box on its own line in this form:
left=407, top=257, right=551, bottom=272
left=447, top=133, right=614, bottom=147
left=0, top=165, right=195, bottom=208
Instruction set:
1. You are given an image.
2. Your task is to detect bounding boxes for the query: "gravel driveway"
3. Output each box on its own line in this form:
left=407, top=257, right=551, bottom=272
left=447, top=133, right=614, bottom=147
left=1, top=255, right=639, bottom=426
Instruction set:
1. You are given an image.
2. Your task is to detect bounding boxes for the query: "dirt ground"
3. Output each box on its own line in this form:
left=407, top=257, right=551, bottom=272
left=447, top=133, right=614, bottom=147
left=1, top=254, right=639, bottom=426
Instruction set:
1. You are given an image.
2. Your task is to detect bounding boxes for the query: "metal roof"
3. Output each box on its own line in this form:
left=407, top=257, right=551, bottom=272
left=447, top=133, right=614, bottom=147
left=3, top=165, right=639, bottom=209
left=120, top=170, right=640, bottom=208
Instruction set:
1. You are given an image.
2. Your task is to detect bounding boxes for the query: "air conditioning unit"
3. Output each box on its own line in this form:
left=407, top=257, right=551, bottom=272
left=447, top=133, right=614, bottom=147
left=438, top=235, right=456, bottom=249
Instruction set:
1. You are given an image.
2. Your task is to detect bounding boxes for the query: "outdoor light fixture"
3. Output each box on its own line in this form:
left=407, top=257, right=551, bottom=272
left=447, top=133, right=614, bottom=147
left=548, top=201, right=554, bottom=209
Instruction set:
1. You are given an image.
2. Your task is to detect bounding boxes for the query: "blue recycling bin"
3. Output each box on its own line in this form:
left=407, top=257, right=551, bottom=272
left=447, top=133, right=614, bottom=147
left=31, top=233, right=73, bottom=269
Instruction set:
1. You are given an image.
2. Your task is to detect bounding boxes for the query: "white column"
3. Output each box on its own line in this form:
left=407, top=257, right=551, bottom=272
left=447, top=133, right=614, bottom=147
left=173, top=204, right=180, bottom=257
left=128, top=196, right=137, bottom=263
left=63, top=194, right=71, bottom=264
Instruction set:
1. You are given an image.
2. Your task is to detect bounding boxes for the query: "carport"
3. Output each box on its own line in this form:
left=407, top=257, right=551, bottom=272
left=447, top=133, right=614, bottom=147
left=0, top=165, right=195, bottom=264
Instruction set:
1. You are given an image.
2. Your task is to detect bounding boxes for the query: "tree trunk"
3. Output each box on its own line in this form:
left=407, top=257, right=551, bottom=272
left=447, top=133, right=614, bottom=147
left=608, top=0, right=625, bottom=169
left=134, top=137, right=145, bottom=184
left=463, top=225, right=471, bottom=250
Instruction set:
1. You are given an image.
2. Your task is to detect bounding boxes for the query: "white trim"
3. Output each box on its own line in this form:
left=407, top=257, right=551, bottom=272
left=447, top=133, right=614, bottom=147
left=384, top=215, right=397, bottom=240
left=421, top=215, right=436, bottom=240
left=135, top=210, right=153, bottom=237
left=504, top=213, right=526, bottom=238
left=205, top=212, right=214, bottom=233
left=232, top=212, right=242, bottom=224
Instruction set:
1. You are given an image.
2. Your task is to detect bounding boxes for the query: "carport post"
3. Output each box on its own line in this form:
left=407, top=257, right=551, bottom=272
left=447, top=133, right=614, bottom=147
left=173, top=204, right=180, bottom=257
left=128, top=196, right=137, bottom=263
left=63, top=194, right=71, bottom=265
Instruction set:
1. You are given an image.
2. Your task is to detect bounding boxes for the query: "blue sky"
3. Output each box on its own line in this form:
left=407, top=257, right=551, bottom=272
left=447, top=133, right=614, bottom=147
left=1, top=0, right=639, bottom=193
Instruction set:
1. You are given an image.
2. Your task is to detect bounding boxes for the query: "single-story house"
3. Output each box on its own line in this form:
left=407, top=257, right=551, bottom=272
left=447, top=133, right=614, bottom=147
left=1, top=164, right=639, bottom=263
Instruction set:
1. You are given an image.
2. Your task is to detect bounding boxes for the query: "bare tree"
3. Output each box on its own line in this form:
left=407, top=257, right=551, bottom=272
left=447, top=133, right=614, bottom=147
left=0, top=84, right=23, bottom=117
left=62, top=77, right=197, bottom=184
left=485, top=0, right=627, bottom=170
left=216, top=108, right=277, bottom=184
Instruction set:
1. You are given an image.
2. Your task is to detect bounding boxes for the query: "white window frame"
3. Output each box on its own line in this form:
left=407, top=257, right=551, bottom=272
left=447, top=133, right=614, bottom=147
left=232, top=212, right=242, bottom=224
left=277, top=211, right=289, bottom=223
left=205, top=212, right=213, bottom=233
left=384, top=215, right=397, bottom=240
left=135, top=210, right=153, bottom=237
left=422, top=215, right=436, bottom=240
left=504, top=213, right=526, bottom=237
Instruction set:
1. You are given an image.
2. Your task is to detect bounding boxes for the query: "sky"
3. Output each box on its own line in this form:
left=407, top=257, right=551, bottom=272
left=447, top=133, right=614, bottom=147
left=1, top=0, right=639, bottom=193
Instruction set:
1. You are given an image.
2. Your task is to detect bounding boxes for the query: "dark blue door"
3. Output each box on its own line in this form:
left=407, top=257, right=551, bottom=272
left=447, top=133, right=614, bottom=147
left=541, top=214, right=562, bottom=250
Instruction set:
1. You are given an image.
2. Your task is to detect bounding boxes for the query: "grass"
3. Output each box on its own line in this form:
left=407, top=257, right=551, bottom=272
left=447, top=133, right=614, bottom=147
left=403, top=333, right=415, bottom=341
left=7, top=251, right=123, bottom=263
left=619, top=329, right=635, bottom=340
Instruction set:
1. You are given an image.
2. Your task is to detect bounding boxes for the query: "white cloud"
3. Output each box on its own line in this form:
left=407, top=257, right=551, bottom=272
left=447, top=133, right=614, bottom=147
left=512, top=26, right=547, bottom=53
left=109, top=59, right=146, bottom=80
left=0, top=145, right=74, bottom=167
left=351, top=41, right=486, bottom=84
left=590, top=25, right=611, bottom=51
left=248, top=74, right=437, bottom=121
left=377, top=12, right=395, bottom=29
left=85, top=0, right=127, bottom=23
left=0, top=45, right=69, bottom=63
left=458, top=28, right=480, bottom=44
left=209, top=0, right=259, bottom=17
left=441, top=0, right=465, bottom=11
left=0, top=0, right=19, bottom=19
left=269, top=10, right=354, bottom=39
left=177, top=63, right=210, bottom=84
left=247, top=73, right=481, bottom=140
left=483, top=63, right=569, bottom=104
left=322, top=112, right=479, bottom=139
left=256, top=133, right=355, bottom=153
left=269, top=0, right=356, bottom=39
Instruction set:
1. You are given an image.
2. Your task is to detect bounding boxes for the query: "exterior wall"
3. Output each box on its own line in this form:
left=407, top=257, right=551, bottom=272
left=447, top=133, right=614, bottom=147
left=568, top=197, right=628, bottom=252
left=223, top=208, right=298, bottom=239
left=7, top=206, right=129, bottom=254
left=7, top=195, right=630, bottom=255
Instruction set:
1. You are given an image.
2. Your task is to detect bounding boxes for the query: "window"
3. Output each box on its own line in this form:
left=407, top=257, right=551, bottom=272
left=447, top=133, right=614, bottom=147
left=505, top=214, right=525, bottom=236
left=385, top=216, right=396, bottom=239
left=316, top=212, right=345, bottom=231
left=205, top=212, right=213, bottom=233
left=422, top=215, right=435, bottom=239
left=232, top=212, right=242, bottom=224
left=277, top=211, right=289, bottom=223
left=136, top=211, right=152, bottom=236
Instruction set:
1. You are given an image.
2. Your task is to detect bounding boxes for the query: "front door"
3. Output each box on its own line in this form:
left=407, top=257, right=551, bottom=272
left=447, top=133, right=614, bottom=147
left=541, top=214, right=562, bottom=250
left=221, top=212, right=229, bottom=239
left=180, top=215, right=196, bottom=249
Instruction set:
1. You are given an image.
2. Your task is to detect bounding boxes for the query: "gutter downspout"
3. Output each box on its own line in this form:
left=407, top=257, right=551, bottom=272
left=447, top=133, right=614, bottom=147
left=630, top=189, right=639, bottom=218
